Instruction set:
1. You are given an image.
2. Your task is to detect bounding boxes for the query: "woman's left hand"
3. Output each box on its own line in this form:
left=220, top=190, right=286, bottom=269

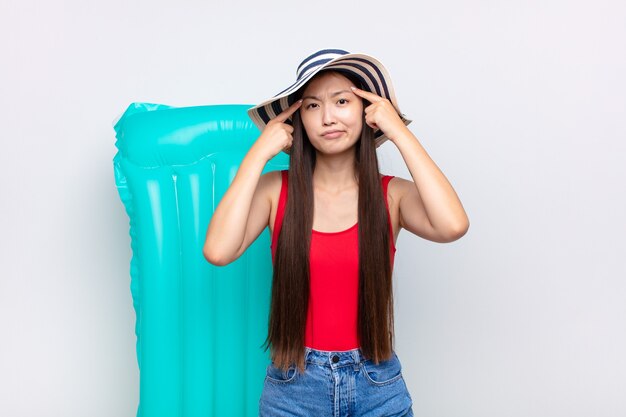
left=350, top=86, right=409, bottom=143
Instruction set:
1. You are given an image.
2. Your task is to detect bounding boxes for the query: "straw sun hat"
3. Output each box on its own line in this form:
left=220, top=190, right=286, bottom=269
left=247, top=48, right=412, bottom=155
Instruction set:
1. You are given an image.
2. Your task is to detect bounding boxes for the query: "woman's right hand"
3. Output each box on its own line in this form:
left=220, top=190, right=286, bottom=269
left=253, top=99, right=303, bottom=160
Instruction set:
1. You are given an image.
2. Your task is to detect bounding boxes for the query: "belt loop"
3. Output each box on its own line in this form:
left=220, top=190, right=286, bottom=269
left=352, top=348, right=361, bottom=371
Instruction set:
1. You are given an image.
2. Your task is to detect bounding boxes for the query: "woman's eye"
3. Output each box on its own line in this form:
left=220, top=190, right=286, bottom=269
left=305, top=99, right=347, bottom=109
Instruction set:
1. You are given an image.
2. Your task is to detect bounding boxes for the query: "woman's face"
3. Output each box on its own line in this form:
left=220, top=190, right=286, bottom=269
left=298, top=71, right=364, bottom=154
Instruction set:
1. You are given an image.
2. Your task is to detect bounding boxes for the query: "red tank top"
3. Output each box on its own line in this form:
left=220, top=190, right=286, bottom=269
left=270, top=170, right=397, bottom=350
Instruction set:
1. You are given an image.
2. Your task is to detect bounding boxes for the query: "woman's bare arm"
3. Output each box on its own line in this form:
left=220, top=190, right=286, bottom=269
left=203, top=100, right=302, bottom=265
left=203, top=148, right=271, bottom=266
left=393, top=128, right=469, bottom=243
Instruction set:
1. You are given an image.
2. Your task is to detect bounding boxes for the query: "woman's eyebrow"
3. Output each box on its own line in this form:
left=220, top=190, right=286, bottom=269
left=301, top=90, right=352, bottom=100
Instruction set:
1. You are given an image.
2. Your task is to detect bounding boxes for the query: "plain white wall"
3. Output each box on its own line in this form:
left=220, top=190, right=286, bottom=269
left=1, top=0, right=624, bottom=416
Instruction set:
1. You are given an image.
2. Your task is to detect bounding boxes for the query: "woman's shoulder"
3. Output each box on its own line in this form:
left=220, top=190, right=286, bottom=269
left=263, top=170, right=286, bottom=216
left=384, top=175, right=421, bottom=209
left=264, top=170, right=284, bottom=192
left=382, top=174, right=404, bottom=204
left=379, top=172, right=397, bottom=186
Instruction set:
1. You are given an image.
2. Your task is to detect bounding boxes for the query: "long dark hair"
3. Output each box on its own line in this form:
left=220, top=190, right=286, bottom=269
left=262, top=70, right=395, bottom=373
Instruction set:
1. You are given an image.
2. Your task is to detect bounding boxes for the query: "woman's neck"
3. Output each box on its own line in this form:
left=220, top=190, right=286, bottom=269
left=312, top=160, right=358, bottom=193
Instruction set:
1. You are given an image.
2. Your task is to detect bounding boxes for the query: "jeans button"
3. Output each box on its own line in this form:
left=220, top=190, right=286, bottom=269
left=332, top=355, right=340, bottom=363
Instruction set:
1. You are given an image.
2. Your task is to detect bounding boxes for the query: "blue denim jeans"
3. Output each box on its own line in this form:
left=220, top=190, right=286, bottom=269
left=259, top=346, right=414, bottom=416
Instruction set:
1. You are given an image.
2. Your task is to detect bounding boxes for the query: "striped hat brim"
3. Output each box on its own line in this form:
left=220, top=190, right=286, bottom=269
left=247, top=49, right=412, bottom=154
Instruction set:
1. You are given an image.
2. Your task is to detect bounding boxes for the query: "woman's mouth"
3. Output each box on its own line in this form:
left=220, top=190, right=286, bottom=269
left=323, top=131, right=345, bottom=139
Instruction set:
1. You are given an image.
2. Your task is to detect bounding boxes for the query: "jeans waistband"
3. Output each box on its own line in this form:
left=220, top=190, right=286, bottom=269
left=304, top=346, right=367, bottom=367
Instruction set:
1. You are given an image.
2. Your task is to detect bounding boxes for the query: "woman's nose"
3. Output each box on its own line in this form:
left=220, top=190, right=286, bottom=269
left=322, top=107, right=336, bottom=125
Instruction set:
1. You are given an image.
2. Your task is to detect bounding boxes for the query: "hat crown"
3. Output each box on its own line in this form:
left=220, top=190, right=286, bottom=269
left=295, top=48, right=350, bottom=80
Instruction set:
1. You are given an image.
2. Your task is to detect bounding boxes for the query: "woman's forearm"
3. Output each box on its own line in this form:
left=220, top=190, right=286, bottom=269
left=393, top=128, right=469, bottom=237
left=203, top=147, right=268, bottom=264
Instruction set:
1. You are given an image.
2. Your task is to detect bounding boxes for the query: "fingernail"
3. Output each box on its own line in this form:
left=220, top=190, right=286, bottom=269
left=350, top=86, right=356, bottom=90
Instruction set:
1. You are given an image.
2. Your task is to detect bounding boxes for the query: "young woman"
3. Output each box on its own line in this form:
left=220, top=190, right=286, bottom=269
left=204, top=49, right=469, bottom=416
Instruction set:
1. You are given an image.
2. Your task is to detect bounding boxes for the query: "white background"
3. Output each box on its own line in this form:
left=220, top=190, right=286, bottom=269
left=1, top=0, right=625, bottom=416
